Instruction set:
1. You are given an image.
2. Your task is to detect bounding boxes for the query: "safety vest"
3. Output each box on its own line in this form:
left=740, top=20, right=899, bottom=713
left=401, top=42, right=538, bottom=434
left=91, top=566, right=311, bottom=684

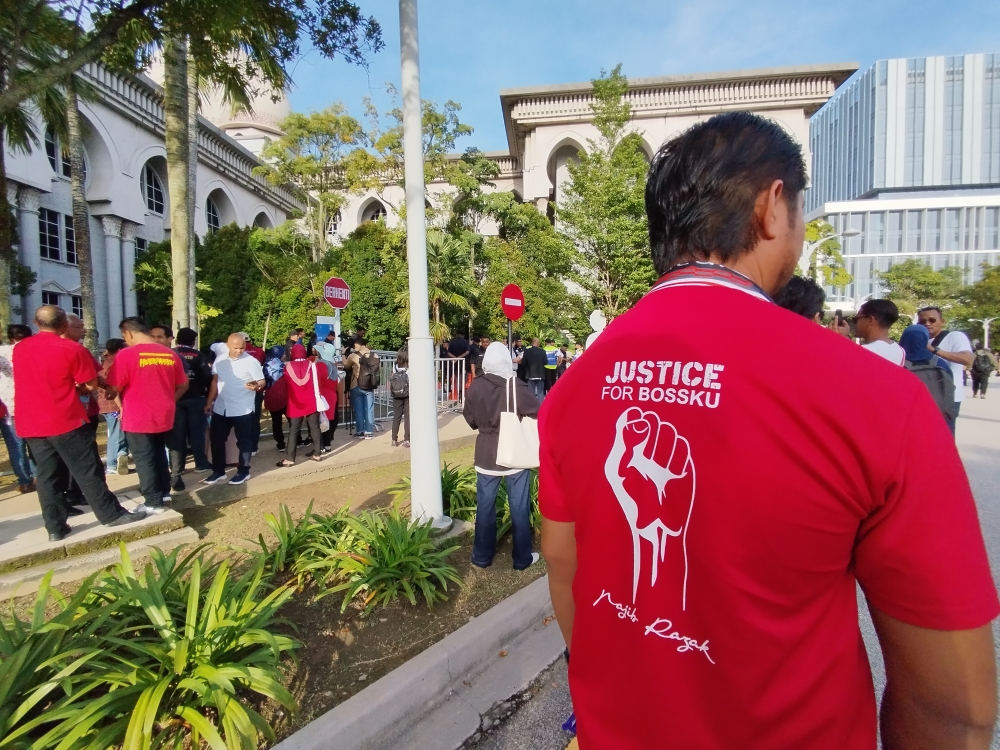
left=544, top=344, right=559, bottom=369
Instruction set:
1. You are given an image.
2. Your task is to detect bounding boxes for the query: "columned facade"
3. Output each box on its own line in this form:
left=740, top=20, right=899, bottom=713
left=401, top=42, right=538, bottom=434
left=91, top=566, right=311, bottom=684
left=121, top=221, right=139, bottom=318
left=16, top=187, right=41, bottom=320
left=101, top=216, right=123, bottom=330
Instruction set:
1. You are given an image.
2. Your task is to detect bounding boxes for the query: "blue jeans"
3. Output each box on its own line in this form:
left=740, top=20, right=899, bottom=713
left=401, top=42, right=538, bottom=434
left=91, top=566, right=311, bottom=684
left=102, top=413, right=128, bottom=472
left=1, top=415, right=33, bottom=485
left=528, top=378, right=545, bottom=405
left=350, top=387, right=374, bottom=434
left=472, top=470, right=534, bottom=570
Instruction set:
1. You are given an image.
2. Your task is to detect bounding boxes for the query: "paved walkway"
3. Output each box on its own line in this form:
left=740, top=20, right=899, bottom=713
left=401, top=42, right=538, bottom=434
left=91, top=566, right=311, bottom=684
left=479, top=385, right=1000, bottom=749
left=0, top=413, right=475, bottom=593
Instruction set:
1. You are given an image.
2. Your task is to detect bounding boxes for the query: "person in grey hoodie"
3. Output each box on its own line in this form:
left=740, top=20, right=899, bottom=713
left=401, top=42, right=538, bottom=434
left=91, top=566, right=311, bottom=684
left=463, top=342, right=541, bottom=570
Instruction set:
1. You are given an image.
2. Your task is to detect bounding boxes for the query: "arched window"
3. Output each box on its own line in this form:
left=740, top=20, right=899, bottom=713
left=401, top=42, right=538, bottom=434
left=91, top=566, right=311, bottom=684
left=363, top=202, right=387, bottom=224
left=45, top=129, right=71, bottom=177
left=141, top=164, right=164, bottom=214
left=206, top=197, right=220, bottom=233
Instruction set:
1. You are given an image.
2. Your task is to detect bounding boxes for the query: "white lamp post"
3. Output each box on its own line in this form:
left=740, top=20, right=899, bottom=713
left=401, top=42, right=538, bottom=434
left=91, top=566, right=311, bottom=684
left=969, top=317, right=998, bottom=350
left=798, top=227, right=861, bottom=279
left=399, top=0, right=449, bottom=529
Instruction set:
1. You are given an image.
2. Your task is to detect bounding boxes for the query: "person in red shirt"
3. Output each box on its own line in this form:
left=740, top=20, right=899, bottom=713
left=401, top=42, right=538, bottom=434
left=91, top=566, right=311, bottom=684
left=13, top=306, right=143, bottom=540
left=540, top=112, right=999, bottom=750
left=276, top=344, right=324, bottom=466
left=105, top=318, right=188, bottom=514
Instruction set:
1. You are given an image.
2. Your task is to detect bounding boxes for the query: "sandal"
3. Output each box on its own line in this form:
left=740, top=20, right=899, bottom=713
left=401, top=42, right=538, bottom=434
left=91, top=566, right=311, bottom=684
left=309, top=455, right=322, bottom=462
left=276, top=460, right=295, bottom=468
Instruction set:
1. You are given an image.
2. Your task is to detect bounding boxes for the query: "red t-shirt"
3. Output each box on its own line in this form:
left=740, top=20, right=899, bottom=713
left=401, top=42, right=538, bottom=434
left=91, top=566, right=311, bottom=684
left=13, top=332, right=98, bottom=437
left=105, top=343, right=188, bottom=433
left=539, top=272, right=999, bottom=750
left=246, top=344, right=265, bottom=364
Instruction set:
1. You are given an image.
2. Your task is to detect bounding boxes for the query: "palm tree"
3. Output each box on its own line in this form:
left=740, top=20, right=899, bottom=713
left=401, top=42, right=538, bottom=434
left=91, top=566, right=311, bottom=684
left=162, top=34, right=190, bottom=330
left=186, top=42, right=198, bottom=330
left=396, top=230, right=478, bottom=344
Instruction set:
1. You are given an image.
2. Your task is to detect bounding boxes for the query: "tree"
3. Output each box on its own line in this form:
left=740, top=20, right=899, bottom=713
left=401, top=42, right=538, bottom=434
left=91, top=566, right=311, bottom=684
left=255, top=106, right=366, bottom=261
left=65, top=78, right=99, bottom=349
left=394, top=230, right=476, bottom=344
left=954, top=264, right=1000, bottom=344
left=162, top=34, right=190, bottom=329
left=556, top=65, right=654, bottom=320
left=877, top=258, right=962, bottom=319
left=803, top=219, right=852, bottom=288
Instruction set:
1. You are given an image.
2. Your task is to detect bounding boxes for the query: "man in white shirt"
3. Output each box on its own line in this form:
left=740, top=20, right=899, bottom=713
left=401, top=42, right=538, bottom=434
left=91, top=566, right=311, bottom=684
left=855, top=300, right=905, bottom=366
left=918, top=306, right=974, bottom=434
left=203, top=333, right=265, bottom=485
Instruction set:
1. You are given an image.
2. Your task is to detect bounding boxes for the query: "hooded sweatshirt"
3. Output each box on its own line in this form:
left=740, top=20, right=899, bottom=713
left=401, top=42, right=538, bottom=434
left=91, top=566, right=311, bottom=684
left=463, top=342, right=540, bottom=474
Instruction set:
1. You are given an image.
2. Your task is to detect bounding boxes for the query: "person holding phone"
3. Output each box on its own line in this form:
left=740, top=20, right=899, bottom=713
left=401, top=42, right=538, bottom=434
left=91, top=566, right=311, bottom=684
left=203, top=333, right=265, bottom=485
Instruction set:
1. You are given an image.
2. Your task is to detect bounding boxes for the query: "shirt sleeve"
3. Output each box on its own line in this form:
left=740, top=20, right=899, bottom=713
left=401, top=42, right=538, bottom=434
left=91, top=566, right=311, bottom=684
left=945, top=332, right=973, bottom=354
left=248, top=359, right=265, bottom=381
left=854, top=388, right=999, bottom=630
left=538, top=399, right=575, bottom=522
left=75, top=346, right=100, bottom=385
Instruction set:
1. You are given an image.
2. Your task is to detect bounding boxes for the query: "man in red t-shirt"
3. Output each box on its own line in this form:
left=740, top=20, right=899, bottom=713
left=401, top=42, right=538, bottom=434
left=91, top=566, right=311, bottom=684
left=13, top=306, right=143, bottom=540
left=540, top=112, right=999, bottom=750
left=105, top=318, right=188, bottom=513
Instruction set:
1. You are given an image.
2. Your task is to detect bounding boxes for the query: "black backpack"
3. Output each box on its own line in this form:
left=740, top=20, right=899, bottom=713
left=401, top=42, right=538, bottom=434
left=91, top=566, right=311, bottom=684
left=357, top=352, right=381, bottom=391
left=905, top=357, right=957, bottom=421
left=972, top=350, right=994, bottom=375
left=389, top=369, right=409, bottom=398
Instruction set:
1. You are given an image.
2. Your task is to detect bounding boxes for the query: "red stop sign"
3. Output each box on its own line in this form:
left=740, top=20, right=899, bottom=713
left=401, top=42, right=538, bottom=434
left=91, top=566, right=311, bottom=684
left=501, top=283, right=525, bottom=321
left=323, top=277, right=351, bottom=309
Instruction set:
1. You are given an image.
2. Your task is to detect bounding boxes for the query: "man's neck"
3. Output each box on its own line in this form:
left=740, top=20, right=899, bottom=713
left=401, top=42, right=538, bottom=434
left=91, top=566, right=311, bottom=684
left=865, top=331, right=891, bottom=345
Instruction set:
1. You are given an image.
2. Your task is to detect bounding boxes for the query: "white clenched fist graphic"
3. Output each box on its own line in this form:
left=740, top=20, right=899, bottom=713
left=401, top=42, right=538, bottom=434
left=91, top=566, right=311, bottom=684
left=604, top=407, right=695, bottom=608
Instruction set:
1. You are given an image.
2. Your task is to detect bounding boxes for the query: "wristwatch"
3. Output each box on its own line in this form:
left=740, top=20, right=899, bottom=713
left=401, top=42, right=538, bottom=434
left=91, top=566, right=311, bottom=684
left=931, top=346, right=939, bottom=354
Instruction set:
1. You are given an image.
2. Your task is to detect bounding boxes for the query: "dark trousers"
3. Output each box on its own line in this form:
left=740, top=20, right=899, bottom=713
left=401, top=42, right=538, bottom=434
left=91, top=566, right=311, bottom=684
left=127, top=431, right=170, bottom=507
left=59, top=415, right=101, bottom=504
left=252, top=391, right=264, bottom=452
left=27, top=424, right=127, bottom=534
left=972, top=373, right=990, bottom=396
left=210, top=412, right=255, bottom=474
left=544, top=369, right=557, bottom=393
left=288, top=413, right=321, bottom=461
left=321, top=411, right=339, bottom=449
left=271, top=408, right=286, bottom=449
left=169, top=397, right=210, bottom=480
left=392, top=397, right=410, bottom=442
left=472, top=470, right=533, bottom=570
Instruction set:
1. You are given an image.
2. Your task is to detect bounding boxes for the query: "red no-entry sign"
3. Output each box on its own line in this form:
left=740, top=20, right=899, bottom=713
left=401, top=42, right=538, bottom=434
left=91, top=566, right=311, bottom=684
left=323, top=277, right=351, bottom=309
left=501, top=283, right=525, bottom=321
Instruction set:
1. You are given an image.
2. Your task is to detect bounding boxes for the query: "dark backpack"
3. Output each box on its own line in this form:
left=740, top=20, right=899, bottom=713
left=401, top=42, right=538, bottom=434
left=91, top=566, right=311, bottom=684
left=905, top=357, right=958, bottom=421
left=972, top=350, right=994, bottom=375
left=389, top=369, right=409, bottom=398
left=357, top=352, right=381, bottom=391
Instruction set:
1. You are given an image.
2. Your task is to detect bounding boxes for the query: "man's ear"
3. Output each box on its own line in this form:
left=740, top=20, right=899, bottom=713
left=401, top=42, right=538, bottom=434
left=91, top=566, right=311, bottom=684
left=755, top=179, right=786, bottom=241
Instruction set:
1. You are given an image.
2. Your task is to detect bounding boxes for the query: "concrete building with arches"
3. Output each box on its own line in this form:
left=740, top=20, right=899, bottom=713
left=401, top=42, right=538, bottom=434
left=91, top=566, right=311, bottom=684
left=4, top=62, right=299, bottom=343
left=331, top=62, right=857, bottom=241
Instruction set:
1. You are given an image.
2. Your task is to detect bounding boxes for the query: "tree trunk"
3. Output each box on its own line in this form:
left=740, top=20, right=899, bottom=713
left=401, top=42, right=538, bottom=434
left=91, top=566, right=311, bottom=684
left=67, top=80, right=98, bottom=352
left=186, top=41, right=198, bottom=331
left=0, top=125, right=13, bottom=329
left=163, top=35, right=190, bottom=330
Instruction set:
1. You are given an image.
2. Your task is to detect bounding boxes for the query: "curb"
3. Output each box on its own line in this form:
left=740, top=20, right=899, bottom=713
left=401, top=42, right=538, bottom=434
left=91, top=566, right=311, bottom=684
left=273, top=574, right=556, bottom=750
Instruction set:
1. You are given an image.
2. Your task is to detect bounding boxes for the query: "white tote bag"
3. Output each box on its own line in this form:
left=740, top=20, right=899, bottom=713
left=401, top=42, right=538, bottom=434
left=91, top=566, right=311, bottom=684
left=311, top=364, right=331, bottom=432
left=496, top=377, right=540, bottom=469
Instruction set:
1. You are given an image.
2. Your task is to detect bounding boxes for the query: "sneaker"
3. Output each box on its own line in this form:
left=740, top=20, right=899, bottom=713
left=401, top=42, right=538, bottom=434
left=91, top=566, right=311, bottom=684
left=364, top=434, right=373, bottom=441
left=320, top=447, right=332, bottom=455
left=229, top=471, right=250, bottom=485
left=251, top=451, right=258, bottom=457
left=354, top=433, right=366, bottom=439
left=202, top=472, right=227, bottom=485
left=195, top=467, right=213, bottom=474
left=171, top=478, right=185, bottom=493
left=402, top=440, right=410, bottom=448
left=105, top=511, right=146, bottom=527
left=276, top=446, right=286, bottom=452
left=301, top=438, right=314, bottom=446
left=116, top=455, right=130, bottom=475
left=142, top=503, right=167, bottom=515
left=392, top=440, right=399, bottom=447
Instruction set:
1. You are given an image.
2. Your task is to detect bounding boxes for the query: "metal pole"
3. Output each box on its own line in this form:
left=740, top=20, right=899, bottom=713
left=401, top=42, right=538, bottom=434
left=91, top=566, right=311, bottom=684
left=399, top=0, right=448, bottom=528
left=507, top=319, right=512, bottom=354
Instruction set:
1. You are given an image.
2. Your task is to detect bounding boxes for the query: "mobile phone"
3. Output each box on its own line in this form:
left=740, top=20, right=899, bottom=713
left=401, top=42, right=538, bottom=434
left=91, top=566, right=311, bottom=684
left=835, top=309, right=843, bottom=326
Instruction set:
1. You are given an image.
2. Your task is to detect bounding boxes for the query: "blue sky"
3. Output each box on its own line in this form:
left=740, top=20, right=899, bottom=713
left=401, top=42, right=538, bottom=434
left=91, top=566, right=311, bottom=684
left=288, top=0, right=1000, bottom=153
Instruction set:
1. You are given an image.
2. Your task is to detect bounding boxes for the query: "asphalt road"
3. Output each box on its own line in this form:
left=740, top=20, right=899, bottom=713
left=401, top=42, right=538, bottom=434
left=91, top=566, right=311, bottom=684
left=471, top=381, right=1000, bottom=750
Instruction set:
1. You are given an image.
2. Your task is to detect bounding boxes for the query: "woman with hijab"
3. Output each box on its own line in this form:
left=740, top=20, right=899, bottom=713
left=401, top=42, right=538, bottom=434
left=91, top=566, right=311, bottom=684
left=263, top=345, right=289, bottom=451
left=317, top=359, right=340, bottom=454
left=277, top=343, right=323, bottom=465
left=899, top=324, right=957, bottom=432
left=462, top=342, right=541, bottom=571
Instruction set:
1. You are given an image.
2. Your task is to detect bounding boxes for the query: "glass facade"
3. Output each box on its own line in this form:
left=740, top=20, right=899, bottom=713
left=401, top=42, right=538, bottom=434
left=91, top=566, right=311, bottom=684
left=821, top=202, right=1000, bottom=302
left=808, top=53, right=1000, bottom=211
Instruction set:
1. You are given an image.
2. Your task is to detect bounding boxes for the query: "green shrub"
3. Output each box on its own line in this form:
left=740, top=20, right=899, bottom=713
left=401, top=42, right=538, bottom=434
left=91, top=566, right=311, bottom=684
left=321, top=505, right=463, bottom=615
left=389, top=463, right=478, bottom=522
left=0, top=546, right=299, bottom=750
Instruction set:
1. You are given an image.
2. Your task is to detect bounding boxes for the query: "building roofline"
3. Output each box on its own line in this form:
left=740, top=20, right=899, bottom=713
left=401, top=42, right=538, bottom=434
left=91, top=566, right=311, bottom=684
left=807, top=193, right=1000, bottom=220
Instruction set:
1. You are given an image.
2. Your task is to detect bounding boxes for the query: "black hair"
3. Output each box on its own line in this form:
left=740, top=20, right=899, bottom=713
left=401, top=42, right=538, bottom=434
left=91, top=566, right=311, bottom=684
left=917, top=306, right=943, bottom=318
left=119, top=317, right=151, bottom=335
left=858, top=299, right=899, bottom=329
left=645, top=111, right=807, bottom=275
left=355, top=336, right=368, bottom=346
left=7, top=324, right=32, bottom=342
left=105, top=338, right=127, bottom=354
left=396, top=348, right=409, bottom=368
left=150, top=323, right=173, bottom=339
left=176, top=327, right=197, bottom=346
left=774, top=276, right=826, bottom=321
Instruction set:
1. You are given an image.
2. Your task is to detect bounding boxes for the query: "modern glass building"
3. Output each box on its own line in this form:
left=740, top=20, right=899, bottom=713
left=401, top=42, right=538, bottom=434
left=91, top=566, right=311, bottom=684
left=807, top=53, right=1000, bottom=305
